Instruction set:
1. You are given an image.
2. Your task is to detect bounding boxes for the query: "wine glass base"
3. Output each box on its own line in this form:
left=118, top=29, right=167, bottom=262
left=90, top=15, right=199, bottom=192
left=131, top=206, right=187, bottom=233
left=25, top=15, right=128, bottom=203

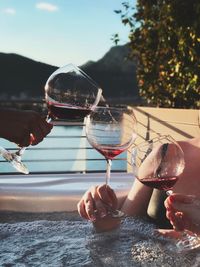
left=102, top=201, right=125, bottom=218
left=0, top=147, right=29, bottom=174
left=109, top=209, right=125, bottom=218
left=176, top=231, right=200, bottom=253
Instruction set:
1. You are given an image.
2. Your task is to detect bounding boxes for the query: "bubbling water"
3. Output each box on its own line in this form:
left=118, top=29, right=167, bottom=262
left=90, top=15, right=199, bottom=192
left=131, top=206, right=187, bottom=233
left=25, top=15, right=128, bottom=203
left=0, top=212, right=199, bottom=266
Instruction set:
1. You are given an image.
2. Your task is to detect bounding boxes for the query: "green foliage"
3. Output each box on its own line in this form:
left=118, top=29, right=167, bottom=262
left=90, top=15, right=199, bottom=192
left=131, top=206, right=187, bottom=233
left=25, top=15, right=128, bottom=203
left=116, top=0, right=200, bottom=108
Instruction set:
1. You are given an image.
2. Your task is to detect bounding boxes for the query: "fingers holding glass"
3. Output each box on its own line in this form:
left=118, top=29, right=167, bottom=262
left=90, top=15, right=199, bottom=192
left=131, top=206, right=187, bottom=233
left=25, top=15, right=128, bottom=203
left=77, top=185, right=119, bottom=222
left=165, top=194, right=200, bottom=234
left=97, top=184, right=118, bottom=210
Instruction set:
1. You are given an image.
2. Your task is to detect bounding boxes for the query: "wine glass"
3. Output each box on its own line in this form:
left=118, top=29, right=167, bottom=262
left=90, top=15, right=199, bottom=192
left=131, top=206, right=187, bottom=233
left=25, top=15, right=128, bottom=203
left=131, top=135, right=200, bottom=252
left=45, top=63, right=102, bottom=121
left=0, top=63, right=102, bottom=174
left=85, top=106, right=137, bottom=217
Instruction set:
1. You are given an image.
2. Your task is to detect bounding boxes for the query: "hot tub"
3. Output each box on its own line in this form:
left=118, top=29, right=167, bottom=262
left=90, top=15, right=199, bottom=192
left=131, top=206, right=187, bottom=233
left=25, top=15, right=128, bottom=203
left=0, top=173, right=199, bottom=266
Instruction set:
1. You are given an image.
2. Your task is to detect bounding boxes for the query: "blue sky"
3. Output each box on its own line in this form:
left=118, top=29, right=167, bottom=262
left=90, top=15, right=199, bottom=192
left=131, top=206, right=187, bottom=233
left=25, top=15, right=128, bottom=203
left=0, top=1, right=135, bottom=67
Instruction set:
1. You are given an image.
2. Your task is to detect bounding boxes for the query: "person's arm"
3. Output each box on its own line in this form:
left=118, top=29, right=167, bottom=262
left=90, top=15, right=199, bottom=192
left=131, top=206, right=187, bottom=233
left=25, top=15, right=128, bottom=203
left=77, top=178, right=153, bottom=232
left=0, top=108, right=52, bottom=147
left=121, top=178, right=153, bottom=217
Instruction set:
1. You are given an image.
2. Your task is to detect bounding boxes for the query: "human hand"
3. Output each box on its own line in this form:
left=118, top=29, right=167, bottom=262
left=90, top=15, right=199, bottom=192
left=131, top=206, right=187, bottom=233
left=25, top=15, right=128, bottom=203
left=77, top=184, right=118, bottom=222
left=0, top=109, right=53, bottom=147
left=164, top=193, right=200, bottom=234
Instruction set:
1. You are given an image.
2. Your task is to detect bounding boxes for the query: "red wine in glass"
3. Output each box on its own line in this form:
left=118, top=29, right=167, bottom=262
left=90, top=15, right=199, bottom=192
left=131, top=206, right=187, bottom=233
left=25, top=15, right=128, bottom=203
left=47, top=101, right=92, bottom=121
left=131, top=136, right=184, bottom=195
left=95, top=145, right=127, bottom=160
left=139, top=176, right=178, bottom=191
left=45, top=63, right=102, bottom=123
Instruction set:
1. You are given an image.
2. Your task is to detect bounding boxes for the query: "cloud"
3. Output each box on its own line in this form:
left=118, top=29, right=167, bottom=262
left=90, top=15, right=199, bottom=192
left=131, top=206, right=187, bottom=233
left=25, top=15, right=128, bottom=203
left=36, top=2, right=58, bottom=12
left=2, top=8, right=16, bottom=15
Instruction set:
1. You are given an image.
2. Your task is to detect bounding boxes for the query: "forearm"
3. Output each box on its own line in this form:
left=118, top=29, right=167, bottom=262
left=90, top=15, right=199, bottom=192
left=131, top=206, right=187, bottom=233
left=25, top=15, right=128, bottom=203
left=121, top=179, right=153, bottom=217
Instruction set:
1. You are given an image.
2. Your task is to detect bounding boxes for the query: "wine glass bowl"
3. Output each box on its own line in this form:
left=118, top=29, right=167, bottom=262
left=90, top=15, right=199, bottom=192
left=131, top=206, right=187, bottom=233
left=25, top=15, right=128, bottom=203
left=45, top=63, right=102, bottom=122
left=86, top=106, right=137, bottom=173
left=131, top=135, right=185, bottom=194
left=86, top=106, right=137, bottom=217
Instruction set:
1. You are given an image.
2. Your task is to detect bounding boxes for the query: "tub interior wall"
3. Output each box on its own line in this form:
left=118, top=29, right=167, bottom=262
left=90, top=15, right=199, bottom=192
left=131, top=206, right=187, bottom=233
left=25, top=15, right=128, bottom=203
left=0, top=173, right=133, bottom=212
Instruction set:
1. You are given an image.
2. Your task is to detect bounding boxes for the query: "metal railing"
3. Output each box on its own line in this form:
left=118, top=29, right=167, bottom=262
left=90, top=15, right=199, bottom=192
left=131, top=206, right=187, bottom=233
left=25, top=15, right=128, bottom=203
left=1, top=106, right=199, bottom=174
left=126, top=106, right=200, bottom=172
left=0, top=122, right=127, bottom=174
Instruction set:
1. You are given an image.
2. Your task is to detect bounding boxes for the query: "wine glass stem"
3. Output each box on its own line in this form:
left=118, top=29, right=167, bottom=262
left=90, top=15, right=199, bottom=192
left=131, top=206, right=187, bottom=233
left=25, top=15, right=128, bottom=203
left=46, top=115, right=52, bottom=124
left=166, top=190, right=173, bottom=196
left=16, top=147, right=26, bottom=157
left=106, top=159, right=112, bottom=186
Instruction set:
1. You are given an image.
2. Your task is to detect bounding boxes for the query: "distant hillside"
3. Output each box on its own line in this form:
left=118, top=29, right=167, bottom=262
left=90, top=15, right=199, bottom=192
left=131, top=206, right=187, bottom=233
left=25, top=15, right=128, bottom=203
left=81, top=44, right=139, bottom=101
left=0, top=44, right=140, bottom=103
left=0, top=53, right=57, bottom=100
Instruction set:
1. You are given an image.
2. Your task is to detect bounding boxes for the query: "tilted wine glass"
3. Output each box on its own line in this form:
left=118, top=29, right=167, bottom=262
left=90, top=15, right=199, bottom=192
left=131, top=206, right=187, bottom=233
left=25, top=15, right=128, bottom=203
left=45, top=63, right=102, bottom=122
left=131, top=135, right=200, bottom=252
left=0, top=63, right=102, bottom=174
left=86, top=106, right=137, bottom=217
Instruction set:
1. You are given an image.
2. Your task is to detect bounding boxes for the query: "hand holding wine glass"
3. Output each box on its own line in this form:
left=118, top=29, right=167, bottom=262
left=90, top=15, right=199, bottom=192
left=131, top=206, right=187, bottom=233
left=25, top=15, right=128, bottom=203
left=0, top=109, right=52, bottom=174
left=0, top=63, right=102, bottom=174
left=86, top=106, right=137, bottom=217
left=164, top=193, right=200, bottom=235
left=131, top=135, right=200, bottom=252
left=0, top=109, right=52, bottom=147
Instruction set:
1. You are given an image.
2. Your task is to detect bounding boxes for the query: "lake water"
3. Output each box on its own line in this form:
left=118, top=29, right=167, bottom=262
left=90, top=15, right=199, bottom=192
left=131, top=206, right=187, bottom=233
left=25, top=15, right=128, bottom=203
left=0, top=125, right=127, bottom=174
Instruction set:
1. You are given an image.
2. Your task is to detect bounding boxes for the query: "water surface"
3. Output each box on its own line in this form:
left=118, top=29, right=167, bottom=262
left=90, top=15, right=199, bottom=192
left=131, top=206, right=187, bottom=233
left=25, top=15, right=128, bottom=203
left=0, top=212, right=199, bottom=267
left=0, top=125, right=126, bottom=173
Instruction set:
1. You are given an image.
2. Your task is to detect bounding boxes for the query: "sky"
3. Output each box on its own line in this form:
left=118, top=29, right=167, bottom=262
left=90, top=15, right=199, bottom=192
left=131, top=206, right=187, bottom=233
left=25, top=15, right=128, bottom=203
left=0, top=0, right=135, bottom=67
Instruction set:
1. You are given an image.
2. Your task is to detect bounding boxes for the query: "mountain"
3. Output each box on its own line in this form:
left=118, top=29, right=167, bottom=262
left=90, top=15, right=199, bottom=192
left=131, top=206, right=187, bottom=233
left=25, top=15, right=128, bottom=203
left=0, top=53, right=57, bottom=100
left=0, top=44, right=140, bottom=103
left=81, top=44, right=139, bottom=102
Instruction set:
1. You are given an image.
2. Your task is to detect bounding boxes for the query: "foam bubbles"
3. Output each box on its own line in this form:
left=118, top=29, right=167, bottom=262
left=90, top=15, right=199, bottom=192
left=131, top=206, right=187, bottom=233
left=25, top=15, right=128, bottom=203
left=0, top=212, right=199, bottom=266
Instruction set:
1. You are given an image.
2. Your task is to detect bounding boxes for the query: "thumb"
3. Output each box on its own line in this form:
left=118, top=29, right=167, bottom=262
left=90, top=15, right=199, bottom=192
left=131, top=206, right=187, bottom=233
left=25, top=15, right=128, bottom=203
left=29, top=133, right=35, bottom=145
